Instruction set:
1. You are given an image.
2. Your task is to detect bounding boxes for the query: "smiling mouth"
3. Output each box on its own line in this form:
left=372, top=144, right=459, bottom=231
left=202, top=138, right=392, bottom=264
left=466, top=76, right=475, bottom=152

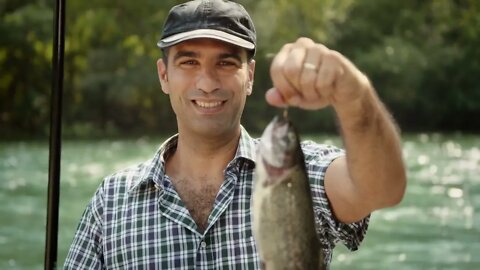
left=194, top=100, right=225, bottom=109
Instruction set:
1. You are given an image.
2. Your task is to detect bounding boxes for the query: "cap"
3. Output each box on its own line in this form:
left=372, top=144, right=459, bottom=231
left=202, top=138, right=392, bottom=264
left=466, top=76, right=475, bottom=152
left=157, top=0, right=256, bottom=55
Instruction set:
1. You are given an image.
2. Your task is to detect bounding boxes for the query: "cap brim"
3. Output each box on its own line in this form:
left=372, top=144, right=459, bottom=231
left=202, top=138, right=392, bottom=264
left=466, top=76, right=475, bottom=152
left=157, top=29, right=255, bottom=50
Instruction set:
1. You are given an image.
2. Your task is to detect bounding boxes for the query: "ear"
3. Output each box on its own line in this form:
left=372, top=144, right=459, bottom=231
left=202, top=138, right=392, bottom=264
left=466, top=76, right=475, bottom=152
left=246, top=60, right=255, bottom=96
left=157, top=59, right=169, bottom=94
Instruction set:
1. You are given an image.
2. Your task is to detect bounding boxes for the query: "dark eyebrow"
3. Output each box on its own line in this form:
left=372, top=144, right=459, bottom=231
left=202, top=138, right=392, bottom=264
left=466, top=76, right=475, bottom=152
left=172, top=50, right=244, bottom=63
left=218, top=53, right=243, bottom=63
left=173, top=51, right=199, bottom=62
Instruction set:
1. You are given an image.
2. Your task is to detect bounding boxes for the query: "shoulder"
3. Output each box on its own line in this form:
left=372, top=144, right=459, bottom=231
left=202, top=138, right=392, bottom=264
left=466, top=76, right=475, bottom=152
left=100, top=159, right=157, bottom=196
left=300, top=140, right=344, bottom=165
left=84, top=159, right=160, bottom=218
left=100, top=138, right=173, bottom=196
left=250, top=136, right=344, bottom=166
left=300, top=140, right=344, bottom=194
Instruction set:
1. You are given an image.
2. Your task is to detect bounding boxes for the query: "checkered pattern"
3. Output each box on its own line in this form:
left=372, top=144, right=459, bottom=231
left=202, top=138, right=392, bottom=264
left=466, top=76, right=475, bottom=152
left=63, top=128, right=369, bottom=269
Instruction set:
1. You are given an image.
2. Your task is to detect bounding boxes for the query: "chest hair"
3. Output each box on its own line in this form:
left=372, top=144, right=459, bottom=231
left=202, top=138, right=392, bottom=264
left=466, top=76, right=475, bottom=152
left=172, top=177, right=222, bottom=232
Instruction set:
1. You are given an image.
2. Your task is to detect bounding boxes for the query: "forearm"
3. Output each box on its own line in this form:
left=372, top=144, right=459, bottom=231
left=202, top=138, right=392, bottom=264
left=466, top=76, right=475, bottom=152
left=265, top=37, right=406, bottom=218
left=334, top=85, right=406, bottom=210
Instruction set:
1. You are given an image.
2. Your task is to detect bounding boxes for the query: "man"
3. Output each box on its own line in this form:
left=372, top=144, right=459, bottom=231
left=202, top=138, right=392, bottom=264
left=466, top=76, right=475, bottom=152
left=64, top=0, right=406, bottom=269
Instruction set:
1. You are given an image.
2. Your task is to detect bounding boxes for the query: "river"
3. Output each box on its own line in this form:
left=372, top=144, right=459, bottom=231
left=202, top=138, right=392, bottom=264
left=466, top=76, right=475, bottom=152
left=0, top=133, right=479, bottom=269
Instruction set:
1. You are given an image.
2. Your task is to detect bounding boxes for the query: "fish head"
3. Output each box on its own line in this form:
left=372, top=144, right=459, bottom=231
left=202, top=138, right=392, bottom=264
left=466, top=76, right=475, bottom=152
left=258, top=116, right=302, bottom=179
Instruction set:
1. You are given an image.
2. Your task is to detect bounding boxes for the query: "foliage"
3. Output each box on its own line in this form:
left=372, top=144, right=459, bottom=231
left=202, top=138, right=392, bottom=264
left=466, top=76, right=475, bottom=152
left=1, top=0, right=479, bottom=139
left=334, top=0, right=480, bottom=131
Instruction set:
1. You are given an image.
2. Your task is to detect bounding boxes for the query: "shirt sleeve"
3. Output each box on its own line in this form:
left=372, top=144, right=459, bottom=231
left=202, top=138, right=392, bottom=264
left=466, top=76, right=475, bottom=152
left=63, top=183, right=105, bottom=269
left=302, top=141, right=370, bottom=252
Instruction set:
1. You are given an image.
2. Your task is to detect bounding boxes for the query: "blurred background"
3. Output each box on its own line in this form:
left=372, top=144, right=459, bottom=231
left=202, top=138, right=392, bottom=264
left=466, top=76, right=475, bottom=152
left=1, top=0, right=479, bottom=269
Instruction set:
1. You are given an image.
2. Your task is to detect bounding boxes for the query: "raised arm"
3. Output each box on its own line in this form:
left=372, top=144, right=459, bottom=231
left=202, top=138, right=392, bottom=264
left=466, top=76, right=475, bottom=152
left=267, top=37, right=406, bottom=223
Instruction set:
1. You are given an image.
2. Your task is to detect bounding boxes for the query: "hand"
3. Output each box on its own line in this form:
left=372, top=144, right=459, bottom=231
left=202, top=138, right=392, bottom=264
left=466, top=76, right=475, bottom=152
left=266, top=37, right=371, bottom=110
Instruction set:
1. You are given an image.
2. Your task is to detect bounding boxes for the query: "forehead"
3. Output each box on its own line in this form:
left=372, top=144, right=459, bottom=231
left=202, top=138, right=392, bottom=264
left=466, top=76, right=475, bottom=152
left=168, top=38, right=248, bottom=59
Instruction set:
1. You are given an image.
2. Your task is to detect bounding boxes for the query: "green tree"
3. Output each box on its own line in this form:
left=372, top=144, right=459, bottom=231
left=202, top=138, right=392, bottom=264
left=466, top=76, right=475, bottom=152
left=2, top=0, right=480, bottom=139
left=0, top=0, right=53, bottom=138
left=334, top=0, right=480, bottom=131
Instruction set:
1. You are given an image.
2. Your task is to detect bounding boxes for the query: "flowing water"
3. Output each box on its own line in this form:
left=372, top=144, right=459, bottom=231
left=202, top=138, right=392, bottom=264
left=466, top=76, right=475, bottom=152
left=0, top=133, right=479, bottom=269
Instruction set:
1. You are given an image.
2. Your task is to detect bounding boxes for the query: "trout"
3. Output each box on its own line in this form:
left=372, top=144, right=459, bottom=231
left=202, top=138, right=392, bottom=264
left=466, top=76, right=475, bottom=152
left=252, top=115, right=327, bottom=270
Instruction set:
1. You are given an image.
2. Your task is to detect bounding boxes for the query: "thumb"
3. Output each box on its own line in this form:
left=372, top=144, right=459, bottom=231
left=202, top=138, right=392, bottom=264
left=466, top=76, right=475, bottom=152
left=265, top=88, right=288, bottom=107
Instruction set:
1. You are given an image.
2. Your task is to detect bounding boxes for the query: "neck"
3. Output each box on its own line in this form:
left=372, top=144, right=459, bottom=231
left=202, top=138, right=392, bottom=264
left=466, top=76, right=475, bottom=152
left=166, top=127, right=241, bottom=182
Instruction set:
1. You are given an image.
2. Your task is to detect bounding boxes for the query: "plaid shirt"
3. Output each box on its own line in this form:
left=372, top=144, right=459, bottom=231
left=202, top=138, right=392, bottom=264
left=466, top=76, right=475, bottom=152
left=64, top=128, right=369, bottom=269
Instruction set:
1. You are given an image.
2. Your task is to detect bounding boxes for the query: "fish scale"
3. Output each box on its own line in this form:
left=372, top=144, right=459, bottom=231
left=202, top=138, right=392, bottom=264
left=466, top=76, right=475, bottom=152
left=252, top=114, right=327, bottom=270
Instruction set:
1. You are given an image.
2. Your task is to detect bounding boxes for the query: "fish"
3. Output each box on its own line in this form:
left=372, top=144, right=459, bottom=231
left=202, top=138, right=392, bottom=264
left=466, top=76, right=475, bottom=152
left=252, top=114, right=327, bottom=270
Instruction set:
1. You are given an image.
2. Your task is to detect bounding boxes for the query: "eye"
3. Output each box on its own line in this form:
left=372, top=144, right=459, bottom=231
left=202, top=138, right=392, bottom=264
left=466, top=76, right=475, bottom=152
left=219, top=60, right=235, bottom=66
left=218, top=59, right=241, bottom=69
left=180, top=59, right=198, bottom=66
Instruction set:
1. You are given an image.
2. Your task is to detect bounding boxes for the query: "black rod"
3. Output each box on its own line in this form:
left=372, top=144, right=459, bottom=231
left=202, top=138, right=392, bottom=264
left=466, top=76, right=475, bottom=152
left=45, top=0, right=66, bottom=268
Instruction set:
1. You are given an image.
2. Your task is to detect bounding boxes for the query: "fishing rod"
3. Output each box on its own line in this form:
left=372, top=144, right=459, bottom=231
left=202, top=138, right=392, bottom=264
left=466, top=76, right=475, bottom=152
left=45, top=0, right=66, bottom=268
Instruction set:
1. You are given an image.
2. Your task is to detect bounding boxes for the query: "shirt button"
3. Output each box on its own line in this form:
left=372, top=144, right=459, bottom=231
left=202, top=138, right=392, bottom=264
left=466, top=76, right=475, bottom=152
left=200, top=241, right=207, bottom=248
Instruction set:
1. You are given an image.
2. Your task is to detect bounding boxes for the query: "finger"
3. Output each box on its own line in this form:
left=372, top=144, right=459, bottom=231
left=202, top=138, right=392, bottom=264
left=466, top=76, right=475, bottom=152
left=283, top=38, right=316, bottom=96
left=274, top=44, right=305, bottom=105
left=294, top=37, right=316, bottom=47
left=270, top=44, right=300, bottom=105
left=282, top=46, right=306, bottom=98
left=299, top=44, right=325, bottom=101
left=265, top=88, right=287, bottom=107
left=315, top=52, right=344, bottom=99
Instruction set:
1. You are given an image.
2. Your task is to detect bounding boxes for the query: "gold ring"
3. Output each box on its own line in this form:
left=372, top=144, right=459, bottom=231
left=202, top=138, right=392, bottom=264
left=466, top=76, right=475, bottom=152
left=303, top=62, right=317, bottom=71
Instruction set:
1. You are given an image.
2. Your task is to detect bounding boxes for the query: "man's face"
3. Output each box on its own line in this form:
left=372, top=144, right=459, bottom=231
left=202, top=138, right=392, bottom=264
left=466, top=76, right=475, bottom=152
left=157, top=38, right=255, bottom=138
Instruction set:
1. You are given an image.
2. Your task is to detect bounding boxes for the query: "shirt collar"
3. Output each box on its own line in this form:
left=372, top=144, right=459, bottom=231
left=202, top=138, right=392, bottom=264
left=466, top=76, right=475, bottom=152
left=128, top=126, right=257, bottom=193
left=234, top=125, right=257, bottom=164
left=128, top=134, right=177, bottom=192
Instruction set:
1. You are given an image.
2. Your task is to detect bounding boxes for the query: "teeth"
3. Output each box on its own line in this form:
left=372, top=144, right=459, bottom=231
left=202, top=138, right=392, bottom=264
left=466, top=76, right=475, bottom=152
left=195, top=101, right=222, bottom=108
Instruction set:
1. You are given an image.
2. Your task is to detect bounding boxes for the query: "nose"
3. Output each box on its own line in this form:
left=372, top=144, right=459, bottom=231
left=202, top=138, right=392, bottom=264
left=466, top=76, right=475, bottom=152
left=195, top=67, right=220, bottom=93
